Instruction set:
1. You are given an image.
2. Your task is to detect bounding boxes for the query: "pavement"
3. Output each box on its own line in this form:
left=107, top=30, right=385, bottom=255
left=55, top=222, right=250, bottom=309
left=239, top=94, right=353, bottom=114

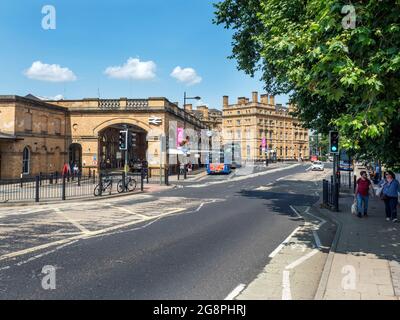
left=314, top=189, right=400, bottom=300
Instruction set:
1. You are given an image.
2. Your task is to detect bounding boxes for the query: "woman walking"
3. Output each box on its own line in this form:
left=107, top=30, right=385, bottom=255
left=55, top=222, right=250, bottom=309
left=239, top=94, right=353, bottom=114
left=354, top=171, right=375, bottom=218
left=381, top=171, right=400, bottom=223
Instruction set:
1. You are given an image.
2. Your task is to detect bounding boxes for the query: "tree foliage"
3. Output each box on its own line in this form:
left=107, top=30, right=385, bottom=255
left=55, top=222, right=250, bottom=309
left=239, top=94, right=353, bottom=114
left=214, top=0, right=400, bottom=167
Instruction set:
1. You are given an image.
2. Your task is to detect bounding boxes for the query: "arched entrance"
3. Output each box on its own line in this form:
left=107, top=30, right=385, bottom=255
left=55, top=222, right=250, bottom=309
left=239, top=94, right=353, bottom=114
left=99, top=124, right=148, bottom=171
left=69, top=143, right=82, bottom=168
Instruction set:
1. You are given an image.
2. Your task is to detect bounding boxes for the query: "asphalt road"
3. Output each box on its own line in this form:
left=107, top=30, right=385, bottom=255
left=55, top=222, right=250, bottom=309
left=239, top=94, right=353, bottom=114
left=0, top=163, right=321, bottom=299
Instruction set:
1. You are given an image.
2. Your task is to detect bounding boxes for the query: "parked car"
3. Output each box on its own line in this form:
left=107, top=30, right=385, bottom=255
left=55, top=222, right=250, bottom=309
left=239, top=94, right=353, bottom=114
left=311, top=161, right=325, bottom=171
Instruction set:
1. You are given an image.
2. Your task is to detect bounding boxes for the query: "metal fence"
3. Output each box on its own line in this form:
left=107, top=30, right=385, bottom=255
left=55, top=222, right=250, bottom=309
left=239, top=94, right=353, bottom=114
left=0, top=170, right=155, bottom=203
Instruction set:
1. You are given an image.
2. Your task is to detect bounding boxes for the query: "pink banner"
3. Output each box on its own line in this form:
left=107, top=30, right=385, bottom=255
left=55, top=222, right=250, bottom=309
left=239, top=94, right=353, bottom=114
left=177, top=128, right=184, bottom=147
left=262, top=138, right=266, bottom=148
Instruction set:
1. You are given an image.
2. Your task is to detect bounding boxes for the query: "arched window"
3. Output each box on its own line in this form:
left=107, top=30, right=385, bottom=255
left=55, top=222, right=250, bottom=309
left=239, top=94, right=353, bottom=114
left=22, top=147, right=30, bottom=175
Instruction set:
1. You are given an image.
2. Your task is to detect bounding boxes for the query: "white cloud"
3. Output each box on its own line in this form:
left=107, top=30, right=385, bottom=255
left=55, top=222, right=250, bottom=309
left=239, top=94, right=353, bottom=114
left=104, top=58, right=156, bottom=80
left=170, top=66, right=202, bottom=86
left=24, top=61, right=77, bottom=82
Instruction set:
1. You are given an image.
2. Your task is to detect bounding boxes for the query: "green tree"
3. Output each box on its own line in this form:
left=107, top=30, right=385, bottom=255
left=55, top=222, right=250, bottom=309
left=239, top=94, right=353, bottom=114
left=214, top=0, right=400, bottom=167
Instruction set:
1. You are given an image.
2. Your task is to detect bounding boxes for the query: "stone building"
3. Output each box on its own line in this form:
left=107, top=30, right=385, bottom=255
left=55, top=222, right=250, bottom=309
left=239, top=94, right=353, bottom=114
left=0, top=95, right=69, bottom=180
left=222, top=92, right=309, bottom=161
left=0, top=95, right=206, bottom=179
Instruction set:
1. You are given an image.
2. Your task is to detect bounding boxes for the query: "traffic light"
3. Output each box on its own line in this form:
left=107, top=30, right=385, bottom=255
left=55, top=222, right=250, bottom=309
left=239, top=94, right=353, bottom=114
left=119, top=130, right=128, bottom=150
left=329, top=131, right=339, bottom=154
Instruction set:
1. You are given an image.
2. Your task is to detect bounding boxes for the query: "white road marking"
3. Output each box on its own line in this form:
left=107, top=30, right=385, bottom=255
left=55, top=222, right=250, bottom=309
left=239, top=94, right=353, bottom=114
left=312, top=231, right=322, bottom=249
left=0, top=266, right=10, bottom=271
left=195, top=203, right=205, bottom=212
left=16, top=240, right=79, bottom=267
left=282, top=271, right=292, bottom=300
left=54, top=208, right=91, bottom=234
left=107, top=205, right=150, bottom=220
left=289, top=205, right=302, bottom=219
left=0, top=208, right=186, bottom=263
left=285, top=249, right=319, bottom=270
left=225, top=284, right=246, bottom=300
left=269, top=227, right=302, bottom=258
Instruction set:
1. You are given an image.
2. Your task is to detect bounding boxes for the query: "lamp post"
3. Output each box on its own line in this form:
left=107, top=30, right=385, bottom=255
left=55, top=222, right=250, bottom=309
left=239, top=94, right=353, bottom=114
left=181, top=92, right=201, bottom=179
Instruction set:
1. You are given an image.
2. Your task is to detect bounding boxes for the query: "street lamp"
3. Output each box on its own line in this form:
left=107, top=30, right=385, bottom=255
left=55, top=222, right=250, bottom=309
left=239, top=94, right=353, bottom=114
left=180, top=92, right=201, bottom=179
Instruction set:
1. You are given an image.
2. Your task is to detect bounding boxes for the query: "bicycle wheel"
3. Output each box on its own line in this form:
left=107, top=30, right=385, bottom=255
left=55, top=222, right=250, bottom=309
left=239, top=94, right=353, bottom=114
left=117, top=180, right=125, bottom=193
left=94, top=184, right=101, bottom=197
left=127, top=179, right=137, bottom=192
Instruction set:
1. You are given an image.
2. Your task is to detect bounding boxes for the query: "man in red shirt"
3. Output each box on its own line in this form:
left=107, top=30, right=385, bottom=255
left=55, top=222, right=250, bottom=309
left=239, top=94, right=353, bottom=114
left=354, top=171, right=375, bottom=218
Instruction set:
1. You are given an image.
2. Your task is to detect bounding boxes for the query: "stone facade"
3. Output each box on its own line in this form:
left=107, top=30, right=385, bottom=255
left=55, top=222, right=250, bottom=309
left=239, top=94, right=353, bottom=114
left=222, top=92, right=309, bottom=161
left=0, top=96, right=69, bottom=180
left=0, top=95, right=206, bottom=179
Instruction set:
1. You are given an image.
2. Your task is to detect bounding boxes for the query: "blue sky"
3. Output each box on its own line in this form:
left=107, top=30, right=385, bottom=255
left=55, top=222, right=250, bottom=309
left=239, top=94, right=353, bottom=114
left=0, top=0, right=288, bottom=109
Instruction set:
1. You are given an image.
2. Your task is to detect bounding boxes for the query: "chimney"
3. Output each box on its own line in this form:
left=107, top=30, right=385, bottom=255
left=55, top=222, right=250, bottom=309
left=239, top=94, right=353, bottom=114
left=238, top=97, right=246, bottom=105
left=223, top=96, right=229, bottom=107
left=198, top=105, right=209, bottom=119
left=261, top=94, right=269, bottom=104
left=269, top=95, right=275, bottom=106
left=252, top=91, right=258, bottom=103
left=184, top=104, right=193, bottom=112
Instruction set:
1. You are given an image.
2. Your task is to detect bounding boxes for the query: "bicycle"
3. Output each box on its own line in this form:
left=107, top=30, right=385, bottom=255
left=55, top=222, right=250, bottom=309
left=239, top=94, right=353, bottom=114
left=94, top=175, right=113, bottom=196
left=117, top=176, right=137, bottom=193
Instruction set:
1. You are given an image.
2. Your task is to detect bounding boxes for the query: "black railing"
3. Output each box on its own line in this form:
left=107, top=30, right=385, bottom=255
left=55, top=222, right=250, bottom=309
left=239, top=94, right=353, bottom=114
left=0, top=170, right=149, bottom=203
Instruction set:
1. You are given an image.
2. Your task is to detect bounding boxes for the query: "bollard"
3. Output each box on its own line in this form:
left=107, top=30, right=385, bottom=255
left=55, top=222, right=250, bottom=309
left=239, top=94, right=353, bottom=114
left=78, top=173, right=81, bottom=187
left=62, top=175, right=66, bottom=201
left=334, top=182, right=340, bottom=212
left=122, top=171, right=126, bottom=193
left=55, top=171, right=59, bottom=184
left=177, top=164, right=180, bottom=181
left=99, top=172, right=103, bottom=196
left=141, top=168, right=144, bottom=191
left=50, top=173, right=53, bottom=185
left=165, top=168, right=169, bottom=186
left=184, top=164, right=187, bottom=180
left=35, top=176, right=40, bottom=203
left=93, top=170, right=96, bottom=184
left=89, top=168, right=91, bottom=178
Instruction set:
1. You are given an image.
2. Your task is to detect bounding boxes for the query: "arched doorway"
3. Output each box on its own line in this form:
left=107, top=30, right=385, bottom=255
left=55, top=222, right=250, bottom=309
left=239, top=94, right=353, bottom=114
left=69, top=144, right=82, bottom=168
left=99, top=124, right=147, bottom=171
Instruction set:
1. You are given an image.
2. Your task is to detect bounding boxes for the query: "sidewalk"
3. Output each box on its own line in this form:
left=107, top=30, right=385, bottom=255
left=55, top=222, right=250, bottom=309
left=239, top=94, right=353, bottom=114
left=316, top=191, right=400, bottom=300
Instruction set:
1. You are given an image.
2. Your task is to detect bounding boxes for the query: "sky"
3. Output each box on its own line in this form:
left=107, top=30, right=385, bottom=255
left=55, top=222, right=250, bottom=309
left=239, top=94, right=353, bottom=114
left=0, top=0, right=288, bottom=110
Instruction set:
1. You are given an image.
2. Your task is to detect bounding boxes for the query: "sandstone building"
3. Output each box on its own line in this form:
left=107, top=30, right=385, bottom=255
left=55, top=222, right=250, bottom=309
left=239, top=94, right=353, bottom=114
left=222, top=92, right=309, bottom=161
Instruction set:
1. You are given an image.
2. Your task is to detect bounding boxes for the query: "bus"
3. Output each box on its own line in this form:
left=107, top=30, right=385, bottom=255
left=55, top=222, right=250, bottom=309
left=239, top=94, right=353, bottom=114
left=206, top=148, right=232, bottom=175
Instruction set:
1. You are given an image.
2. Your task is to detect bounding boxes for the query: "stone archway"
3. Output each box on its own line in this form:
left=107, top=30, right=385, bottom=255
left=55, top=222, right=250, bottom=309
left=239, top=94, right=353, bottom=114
left=98, top=123, right=148, bottom=171
left=69, top=143, right=82, bottom=168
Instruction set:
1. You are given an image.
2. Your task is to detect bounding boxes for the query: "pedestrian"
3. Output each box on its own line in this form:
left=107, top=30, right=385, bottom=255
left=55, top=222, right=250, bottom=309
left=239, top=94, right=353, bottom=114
left=354, top=171, right=374, bottom=218
left=381, top=171, right=400, bottom=223
left=73, top=163, right=79, bottom=177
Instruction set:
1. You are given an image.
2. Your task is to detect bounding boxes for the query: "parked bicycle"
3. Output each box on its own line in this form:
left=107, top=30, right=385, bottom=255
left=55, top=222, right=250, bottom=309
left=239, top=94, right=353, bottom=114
left=94, top=175, right=113, bottom=196
left=117, top=176, right=137, bottom=193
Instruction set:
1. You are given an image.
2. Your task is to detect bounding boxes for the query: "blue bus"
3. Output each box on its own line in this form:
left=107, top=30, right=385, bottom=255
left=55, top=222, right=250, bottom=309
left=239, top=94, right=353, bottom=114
left=206, top=148, right=232, bottom=175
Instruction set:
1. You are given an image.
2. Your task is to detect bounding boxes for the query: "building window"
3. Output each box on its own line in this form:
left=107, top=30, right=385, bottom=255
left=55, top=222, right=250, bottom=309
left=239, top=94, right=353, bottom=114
left=236, top=120, right=241, bottom=125
left=24, top=112, right=32, bottom=132
left=22, top=147, right=30, bottom=175
left=41, top=116, right=48, bottom=133
left=54, top=118, right=61, bottom=135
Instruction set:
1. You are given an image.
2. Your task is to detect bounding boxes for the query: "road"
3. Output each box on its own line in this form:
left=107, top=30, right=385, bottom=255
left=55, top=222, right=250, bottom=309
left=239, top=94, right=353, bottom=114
left=0, top=163, right=328, bottom=299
